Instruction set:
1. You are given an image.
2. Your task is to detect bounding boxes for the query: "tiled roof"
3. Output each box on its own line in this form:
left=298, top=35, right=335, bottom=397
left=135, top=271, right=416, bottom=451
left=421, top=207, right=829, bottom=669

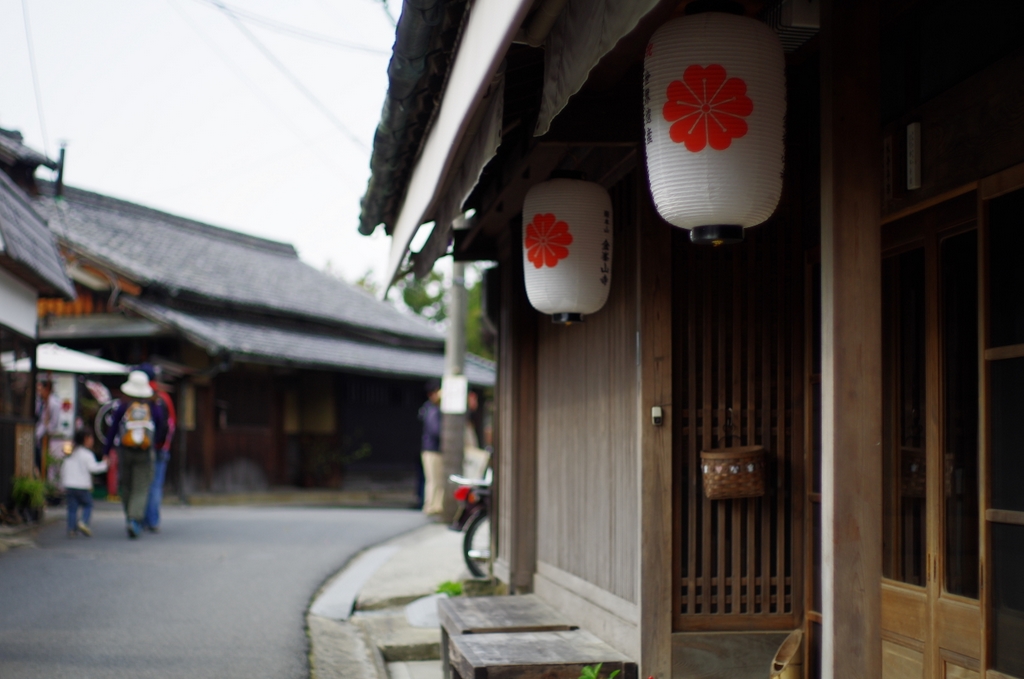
left=33, top=185, right=441, bottom=344
left=0, top=171, right=74, bottom=297
left=124, top=298, right=495, bottom=386
left=0, top=128, right=56, bottom=169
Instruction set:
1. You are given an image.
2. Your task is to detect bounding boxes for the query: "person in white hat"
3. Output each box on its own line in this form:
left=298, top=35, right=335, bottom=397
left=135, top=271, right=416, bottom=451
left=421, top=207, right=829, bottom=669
left=101, top=370, right=170, bottom=538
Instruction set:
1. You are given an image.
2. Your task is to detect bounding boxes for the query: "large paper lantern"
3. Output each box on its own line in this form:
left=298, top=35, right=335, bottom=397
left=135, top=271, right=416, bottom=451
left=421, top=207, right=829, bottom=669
left=643, top=11, right=785, bottom=244
left=522, top=176, right=613, bottom=323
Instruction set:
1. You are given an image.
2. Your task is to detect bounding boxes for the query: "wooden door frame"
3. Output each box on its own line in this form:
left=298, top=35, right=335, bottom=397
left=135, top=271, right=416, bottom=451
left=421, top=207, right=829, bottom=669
left=820, top=0, right=883, bottom=675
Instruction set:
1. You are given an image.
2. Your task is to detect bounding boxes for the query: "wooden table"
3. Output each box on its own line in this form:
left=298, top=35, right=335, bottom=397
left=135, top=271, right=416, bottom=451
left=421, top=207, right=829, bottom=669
left=448, top=630, right=638, bottom=679
left=438, top=595, right=576, bottom=679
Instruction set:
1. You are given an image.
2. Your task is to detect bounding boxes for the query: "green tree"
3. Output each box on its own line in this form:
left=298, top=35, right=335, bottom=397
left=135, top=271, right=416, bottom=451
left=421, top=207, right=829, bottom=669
left=394, top=270, right=447, bottom=325
left=354, top=269, right=381, bottom=297
left=388, top=266, right=495, bottom=361
left=466, top=275, right=495, bottom=361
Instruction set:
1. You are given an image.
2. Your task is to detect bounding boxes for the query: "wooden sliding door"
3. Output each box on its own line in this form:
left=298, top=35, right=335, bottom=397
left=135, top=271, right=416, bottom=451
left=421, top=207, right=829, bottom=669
left=880, top=191, right=983, bottom=679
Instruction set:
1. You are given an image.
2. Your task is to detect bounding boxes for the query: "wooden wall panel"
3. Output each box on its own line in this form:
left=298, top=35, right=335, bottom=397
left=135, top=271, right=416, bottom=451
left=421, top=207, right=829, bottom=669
left=535, top=171, right=640, bottom=604
left=882, top=47, right=1024, bottom=219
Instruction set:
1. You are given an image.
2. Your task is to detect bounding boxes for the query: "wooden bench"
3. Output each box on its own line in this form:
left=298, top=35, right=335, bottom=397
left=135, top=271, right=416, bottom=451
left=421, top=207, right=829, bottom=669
left=448, top=630, right=638, bottom=679
left=438, top=595, right=576, bottom=679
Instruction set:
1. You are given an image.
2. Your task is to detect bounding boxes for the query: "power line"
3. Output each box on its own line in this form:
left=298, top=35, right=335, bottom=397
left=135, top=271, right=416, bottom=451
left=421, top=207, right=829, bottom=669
left=21, top=0, right=50, bottom=158
left=205, top=0, right=370, bottom=154
left=164, top=0, right=351, bottom=175
left=193, top=0, right=389, bottom=54
left=375, top=0, right=397, bottom=29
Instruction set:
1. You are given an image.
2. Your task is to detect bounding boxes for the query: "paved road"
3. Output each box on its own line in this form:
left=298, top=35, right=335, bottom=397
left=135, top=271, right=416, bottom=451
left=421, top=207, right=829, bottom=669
left=0, top=502, right=426, bottom=679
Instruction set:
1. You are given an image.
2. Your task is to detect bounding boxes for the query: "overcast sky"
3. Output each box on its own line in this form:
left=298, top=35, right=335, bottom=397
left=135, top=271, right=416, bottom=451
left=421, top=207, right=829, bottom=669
left=0, top=0, right=408, bottom=289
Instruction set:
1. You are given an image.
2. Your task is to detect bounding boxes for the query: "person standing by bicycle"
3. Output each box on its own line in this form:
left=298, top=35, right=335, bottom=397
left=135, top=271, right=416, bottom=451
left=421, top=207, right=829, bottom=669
left=102, top=370, right=169, bottom=539
left=419, top=379, right=443, bottom=518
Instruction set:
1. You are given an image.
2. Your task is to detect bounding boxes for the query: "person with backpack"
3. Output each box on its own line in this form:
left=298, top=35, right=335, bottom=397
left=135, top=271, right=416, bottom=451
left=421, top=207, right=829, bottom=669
left=139, top=364, right=176, bottom=533
left=102, top=370, right=169, bottom=539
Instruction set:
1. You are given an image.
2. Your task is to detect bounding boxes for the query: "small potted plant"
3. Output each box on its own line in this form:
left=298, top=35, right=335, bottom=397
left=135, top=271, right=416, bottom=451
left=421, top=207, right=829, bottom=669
left=580, top=664, right=620, bottom=679
left=12, top=476, right=46, bottom=523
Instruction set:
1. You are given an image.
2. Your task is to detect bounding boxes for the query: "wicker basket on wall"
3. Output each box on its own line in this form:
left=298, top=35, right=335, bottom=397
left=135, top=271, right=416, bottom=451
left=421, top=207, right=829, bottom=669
left=700, top=445, right=766, bottom=500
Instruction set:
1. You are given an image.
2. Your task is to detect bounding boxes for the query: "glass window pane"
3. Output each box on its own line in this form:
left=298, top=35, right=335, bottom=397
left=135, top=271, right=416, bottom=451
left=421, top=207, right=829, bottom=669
left=989, top=187, right=1024, bottom=347
left=941, top=230, right=979, bottom=598
left=990, top=356, right=1024, bottom=513
left=882, top=249, right=927, bottom=585
left=992, top=522, right=1024, bottom=677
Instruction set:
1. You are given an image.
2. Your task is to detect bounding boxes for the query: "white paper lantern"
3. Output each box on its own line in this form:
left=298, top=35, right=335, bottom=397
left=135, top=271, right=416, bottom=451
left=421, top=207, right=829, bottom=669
left=522, top=177, right=613, bottom=323
left=643, top=11, right=785, bottom=244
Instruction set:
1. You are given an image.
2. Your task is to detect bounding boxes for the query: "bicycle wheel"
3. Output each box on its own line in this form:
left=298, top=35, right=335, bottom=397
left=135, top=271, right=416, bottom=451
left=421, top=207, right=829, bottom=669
left=462, top=509, right=491, bottom=578
left=94, top=400, right=118, bottom=443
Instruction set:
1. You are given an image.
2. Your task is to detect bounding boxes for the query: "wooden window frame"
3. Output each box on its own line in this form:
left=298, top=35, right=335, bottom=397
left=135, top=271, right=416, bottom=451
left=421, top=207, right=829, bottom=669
left=978, top=160, right=1024, bottom=678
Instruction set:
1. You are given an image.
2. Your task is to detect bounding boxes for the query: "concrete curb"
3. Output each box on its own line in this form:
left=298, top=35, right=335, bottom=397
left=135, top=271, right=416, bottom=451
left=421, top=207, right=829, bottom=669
left=307, top=523, right=467, bottom=679
left=0, top=512, right=64, bottom=553
left=310, top=545, right=401, bottom=620
left=177, top=489, right=418, bottom=509
left=309, top=614, right=385, bottom=679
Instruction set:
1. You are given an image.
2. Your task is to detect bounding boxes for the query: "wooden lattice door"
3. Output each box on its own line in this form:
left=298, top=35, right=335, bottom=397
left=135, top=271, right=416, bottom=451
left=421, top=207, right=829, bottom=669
left=672, top=218, right=805, bottom=631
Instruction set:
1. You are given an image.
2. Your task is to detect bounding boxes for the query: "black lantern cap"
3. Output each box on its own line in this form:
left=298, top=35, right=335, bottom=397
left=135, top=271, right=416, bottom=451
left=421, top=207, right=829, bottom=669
left=690, top=225, right=744, bottom=245
left=684, top=0, right=745, bottom=15
left=552, top=313, right=584, bottom=324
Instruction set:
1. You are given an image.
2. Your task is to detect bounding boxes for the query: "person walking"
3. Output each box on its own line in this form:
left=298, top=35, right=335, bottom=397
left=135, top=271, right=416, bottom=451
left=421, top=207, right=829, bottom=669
left=60, top=429, right=108, bottom=537
left=102, top=370, right=168, bottom=539
left=462, top=390, right=490, bottom=481
left=35, top=378, right=68, bottom=481
left=139, top=364, right=175, bottom=533
left=419, top=379, right=443, bottom=517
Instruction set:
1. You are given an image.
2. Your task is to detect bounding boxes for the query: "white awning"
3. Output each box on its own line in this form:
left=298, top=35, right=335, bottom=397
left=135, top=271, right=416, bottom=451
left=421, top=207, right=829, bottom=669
left=1, top=343, right=130, bottom=374
left=534, top=0, right=660, bottom=136
left=384, top=0, right=534, bottom=288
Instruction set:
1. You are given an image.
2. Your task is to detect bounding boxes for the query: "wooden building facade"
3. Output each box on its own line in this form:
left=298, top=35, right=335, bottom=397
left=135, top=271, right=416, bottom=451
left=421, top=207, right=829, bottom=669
left=0, top=173, right=496, bottom=495
left=0, top=129, right=75, bottom=507
left=365, top=0, right=1024, bottom=677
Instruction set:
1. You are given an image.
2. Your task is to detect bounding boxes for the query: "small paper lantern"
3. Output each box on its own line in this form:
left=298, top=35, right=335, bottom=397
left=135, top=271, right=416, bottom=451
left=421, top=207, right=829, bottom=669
left=643, top=11, right=786, bottom=244
left=522, top=176, right=613, bottom=323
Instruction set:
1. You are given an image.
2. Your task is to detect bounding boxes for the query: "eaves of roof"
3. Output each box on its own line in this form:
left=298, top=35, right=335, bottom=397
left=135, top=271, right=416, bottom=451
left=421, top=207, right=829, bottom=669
left=0, top=127, right=57, bottom=170
left=123, top=297, right=496, bottom=386
left=0, top=171, right=74, bottom=298
left=358, top=0, right=470, bottom=236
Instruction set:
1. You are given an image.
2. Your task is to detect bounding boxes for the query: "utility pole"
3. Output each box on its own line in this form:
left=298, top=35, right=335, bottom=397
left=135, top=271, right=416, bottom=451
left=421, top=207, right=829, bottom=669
left=440, top=258, right=468, bottom=522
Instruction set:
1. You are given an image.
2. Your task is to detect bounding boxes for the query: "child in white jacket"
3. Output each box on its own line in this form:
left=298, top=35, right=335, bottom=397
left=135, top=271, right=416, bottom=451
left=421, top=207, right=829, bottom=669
left=60, top=429, right=107, bottom=537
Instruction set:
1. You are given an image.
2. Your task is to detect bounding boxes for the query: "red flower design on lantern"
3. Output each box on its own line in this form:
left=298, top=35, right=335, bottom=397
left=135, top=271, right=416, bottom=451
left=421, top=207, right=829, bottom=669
left=662, top=64, right=753, bottom=152
left=525, top=213, right=573, bottom=269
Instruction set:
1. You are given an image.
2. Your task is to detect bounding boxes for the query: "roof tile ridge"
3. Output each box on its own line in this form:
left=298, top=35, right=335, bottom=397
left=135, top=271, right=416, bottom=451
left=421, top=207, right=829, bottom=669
left=185, top=294, right=441, bottom=342
left=40, top=182, right=299, bottom=258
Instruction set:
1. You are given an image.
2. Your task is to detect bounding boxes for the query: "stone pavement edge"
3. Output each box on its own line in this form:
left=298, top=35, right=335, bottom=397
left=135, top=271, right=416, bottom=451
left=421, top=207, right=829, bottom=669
left=307, top=523, right=470, bottom=679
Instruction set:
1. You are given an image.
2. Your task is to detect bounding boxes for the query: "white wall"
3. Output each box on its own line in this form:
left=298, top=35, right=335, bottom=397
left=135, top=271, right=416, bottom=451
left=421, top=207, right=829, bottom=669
left=0, top=265, right=38, bottom=338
